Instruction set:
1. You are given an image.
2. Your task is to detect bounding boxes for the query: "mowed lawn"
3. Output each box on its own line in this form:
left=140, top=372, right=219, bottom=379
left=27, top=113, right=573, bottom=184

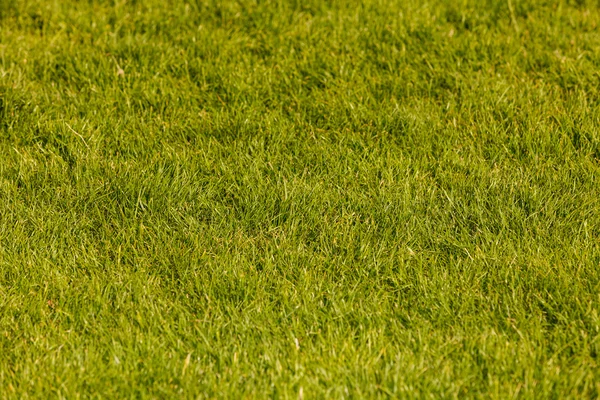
left=1, top=0, right=600, bottom=397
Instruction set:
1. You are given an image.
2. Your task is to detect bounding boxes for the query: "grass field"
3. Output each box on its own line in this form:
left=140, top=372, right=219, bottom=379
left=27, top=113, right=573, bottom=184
left=1, top=0, right=600, bottom=397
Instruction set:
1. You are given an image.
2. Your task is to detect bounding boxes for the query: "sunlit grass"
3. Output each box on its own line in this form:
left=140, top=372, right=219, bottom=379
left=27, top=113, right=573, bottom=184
left=1, top=0, right=599, bottom=397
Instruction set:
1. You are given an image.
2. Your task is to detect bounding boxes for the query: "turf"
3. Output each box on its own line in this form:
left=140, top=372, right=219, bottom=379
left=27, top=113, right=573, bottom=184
left=1, top=0, right=600, bottom=398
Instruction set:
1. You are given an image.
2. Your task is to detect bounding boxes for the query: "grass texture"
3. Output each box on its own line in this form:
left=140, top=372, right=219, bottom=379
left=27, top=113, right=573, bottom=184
left=1, top=0, right=600, bottom=398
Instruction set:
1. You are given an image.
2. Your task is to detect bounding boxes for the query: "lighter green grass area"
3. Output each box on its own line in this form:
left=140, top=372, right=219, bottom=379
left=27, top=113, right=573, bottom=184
left=1, top=0, right=600, bottom=398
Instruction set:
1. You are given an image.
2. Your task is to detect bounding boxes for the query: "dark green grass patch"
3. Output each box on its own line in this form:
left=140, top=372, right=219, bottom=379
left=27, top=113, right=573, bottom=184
left=1, top=0, right=600, bottom=398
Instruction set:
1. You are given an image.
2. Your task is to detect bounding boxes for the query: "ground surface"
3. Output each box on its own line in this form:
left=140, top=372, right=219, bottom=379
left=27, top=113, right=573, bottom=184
left=1, top=0, right=600, bottom=398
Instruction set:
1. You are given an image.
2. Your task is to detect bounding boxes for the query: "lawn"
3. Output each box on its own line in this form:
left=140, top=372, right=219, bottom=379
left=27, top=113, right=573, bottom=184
left=1, top=0, right=600, bottom=398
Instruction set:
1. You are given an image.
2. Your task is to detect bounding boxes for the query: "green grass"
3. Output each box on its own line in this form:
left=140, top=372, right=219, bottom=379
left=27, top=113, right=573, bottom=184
left=1, top=0, right=600, bottom=397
